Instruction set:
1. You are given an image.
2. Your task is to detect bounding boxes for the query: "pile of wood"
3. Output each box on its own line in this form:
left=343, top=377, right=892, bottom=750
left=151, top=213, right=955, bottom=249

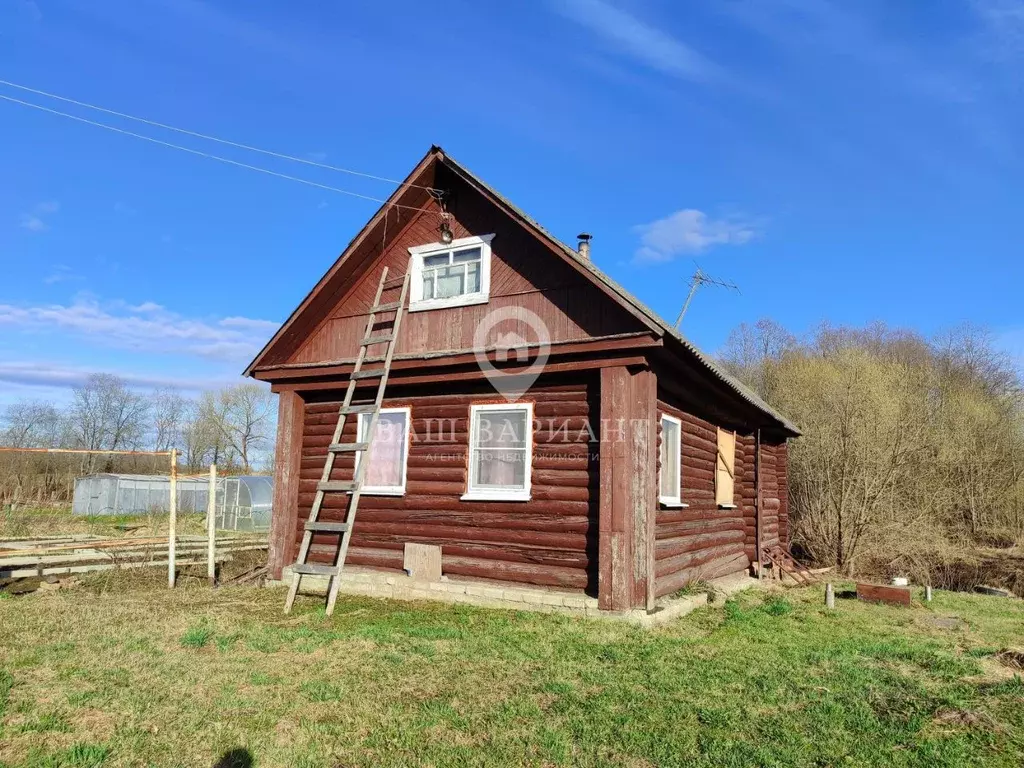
left=0, top=534, right=267, bottom=580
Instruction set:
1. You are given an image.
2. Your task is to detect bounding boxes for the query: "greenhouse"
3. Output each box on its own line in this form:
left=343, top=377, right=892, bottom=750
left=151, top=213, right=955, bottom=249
left=71, top=473, right=273, bottom=531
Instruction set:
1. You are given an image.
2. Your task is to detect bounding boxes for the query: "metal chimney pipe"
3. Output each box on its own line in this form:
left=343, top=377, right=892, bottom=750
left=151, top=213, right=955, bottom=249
left=577, top=232, right=592, bottom=260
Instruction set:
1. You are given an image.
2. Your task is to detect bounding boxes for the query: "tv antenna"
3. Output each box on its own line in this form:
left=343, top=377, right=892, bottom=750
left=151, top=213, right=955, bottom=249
left=674, top=265, right=740, bottom=329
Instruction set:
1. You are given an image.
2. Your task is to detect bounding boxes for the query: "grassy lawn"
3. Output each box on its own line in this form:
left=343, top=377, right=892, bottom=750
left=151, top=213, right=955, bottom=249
left=0, top=580, right=1022, bottom=768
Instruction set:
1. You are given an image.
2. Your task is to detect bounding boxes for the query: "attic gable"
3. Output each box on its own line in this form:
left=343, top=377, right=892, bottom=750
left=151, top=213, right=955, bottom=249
left=244, top=147, right=656, bottom=373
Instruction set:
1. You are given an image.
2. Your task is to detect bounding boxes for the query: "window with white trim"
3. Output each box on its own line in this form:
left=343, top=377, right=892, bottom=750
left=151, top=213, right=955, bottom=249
left=408, top=234, right=494, bottom=311
left=356, top=407, right=410, bottom=496
left=659, top=414, right=685, bottom=507
left=462, top=403, right=533, bottom=501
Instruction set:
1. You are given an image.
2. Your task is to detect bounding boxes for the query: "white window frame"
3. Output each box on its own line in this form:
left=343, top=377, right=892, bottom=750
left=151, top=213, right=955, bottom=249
left=659, top=413, right=687, bottom=508
left=408, top=233, right=494, bottom=312
left=461, top=402, right=533, bottom=502
left=356, top=407, right=411, bottom=496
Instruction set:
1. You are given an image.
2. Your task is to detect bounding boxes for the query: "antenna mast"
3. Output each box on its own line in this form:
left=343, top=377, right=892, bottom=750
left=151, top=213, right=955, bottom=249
left=674, top=266, right=740, bottom=329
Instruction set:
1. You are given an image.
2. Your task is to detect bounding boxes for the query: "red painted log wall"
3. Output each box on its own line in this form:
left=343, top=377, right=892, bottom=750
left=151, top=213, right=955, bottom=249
left=294, top=378, right=599, bottom=593
left=653, top=399, right=757, bottom=597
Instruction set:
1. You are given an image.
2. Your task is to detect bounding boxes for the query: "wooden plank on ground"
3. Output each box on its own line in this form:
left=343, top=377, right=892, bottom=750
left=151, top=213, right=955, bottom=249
left=857, top=582, right=912, bottom=607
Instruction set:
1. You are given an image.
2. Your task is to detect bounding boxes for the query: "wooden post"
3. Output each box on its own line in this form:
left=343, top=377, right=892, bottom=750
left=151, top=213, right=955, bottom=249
left=207, top=463, right=217, bottom=586
left=825, top=582, right=835, bottom=609
left=925, top=585, right=933, bottom=602
left=754, top=429, right=763, bottom=580
left=597, top=365, right=656, bottom=612
left=168, top=448, right=177, bottom=588
left=268, top=390, right=305, bottom=579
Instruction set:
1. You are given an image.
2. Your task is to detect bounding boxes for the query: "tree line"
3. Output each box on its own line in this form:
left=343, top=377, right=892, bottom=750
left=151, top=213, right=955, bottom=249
left=721, top=320, right=1024, bottom=579
left=1, top=374, right=277, bottom=505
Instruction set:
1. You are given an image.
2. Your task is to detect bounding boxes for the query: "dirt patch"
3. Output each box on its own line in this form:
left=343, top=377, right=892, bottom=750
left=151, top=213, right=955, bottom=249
left=994, top=649, right=1024, bottom=671
left=932, top=709, right=997, bottom=730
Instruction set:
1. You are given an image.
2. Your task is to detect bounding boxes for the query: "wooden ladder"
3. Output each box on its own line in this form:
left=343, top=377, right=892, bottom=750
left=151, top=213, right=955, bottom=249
left=284, top=266, right=411, bottom=616
left=763, top=544, right=816, bottom=586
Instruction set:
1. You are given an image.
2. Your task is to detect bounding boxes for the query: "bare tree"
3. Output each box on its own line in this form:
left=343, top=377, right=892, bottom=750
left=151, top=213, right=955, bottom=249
left=217, top=384, right=275, bottom=473
left=151, top=389, right=188, bottom=452
left=67, top=374, right=149, bottom=451
left=1, top=401, right=65, bottom=447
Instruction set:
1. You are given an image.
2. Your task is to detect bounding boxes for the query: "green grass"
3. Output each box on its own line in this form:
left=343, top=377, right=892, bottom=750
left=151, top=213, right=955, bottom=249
left=0, top=583, right=1022, bottom=767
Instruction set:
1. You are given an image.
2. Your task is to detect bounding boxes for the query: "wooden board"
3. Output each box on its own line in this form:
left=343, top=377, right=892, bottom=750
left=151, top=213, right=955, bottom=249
left=404, top=543, right=442, bottom=582
left=857, top=582, right=912, bottom=606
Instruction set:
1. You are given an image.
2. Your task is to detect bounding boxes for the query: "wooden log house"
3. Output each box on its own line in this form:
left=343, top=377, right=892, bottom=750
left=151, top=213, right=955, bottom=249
left=246, top=146, right=800, bottom=613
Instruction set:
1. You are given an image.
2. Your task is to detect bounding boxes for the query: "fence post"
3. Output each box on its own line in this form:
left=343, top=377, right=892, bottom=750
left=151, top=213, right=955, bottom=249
left=207, top=463, right=217, bottom=586
left=168, top=448, right=177, bottom=589
left=825, top=582, right=835, bottom=610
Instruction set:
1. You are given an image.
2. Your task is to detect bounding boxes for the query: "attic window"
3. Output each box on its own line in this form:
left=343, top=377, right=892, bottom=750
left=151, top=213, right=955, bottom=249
left=408, top=234, right=494, bottom=312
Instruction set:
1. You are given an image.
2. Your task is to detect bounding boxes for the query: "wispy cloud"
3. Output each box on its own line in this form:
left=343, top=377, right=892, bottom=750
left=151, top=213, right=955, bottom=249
left=43, top=264, right=82, bottom=286
left=633, top=209, right=761, bottom=264
left=972, top=0, right=1024, bottom=60
left=19, top=201, right=59, bottom=233
left=0, top=361, right=237, bottom=392
left=552, top=0, right=720, bottom=83
left=0, top=297, right=279, bottom=362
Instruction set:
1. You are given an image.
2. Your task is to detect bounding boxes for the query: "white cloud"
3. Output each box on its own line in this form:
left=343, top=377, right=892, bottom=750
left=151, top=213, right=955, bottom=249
left=19, top=201, right=59, bottom=233
left=633, top=209, right=760, bottom=264
left=0, top=297, right=280, bottom=363
left=552, top=0, right=720, bottom=83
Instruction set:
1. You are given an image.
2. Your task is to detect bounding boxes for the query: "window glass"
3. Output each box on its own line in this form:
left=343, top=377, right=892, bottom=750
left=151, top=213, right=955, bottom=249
left=659, top=415, right=682, bottom=503
left=358, top=410, right=409, bottom=493
left=414, top=243, right=486, bottom=305
left=469, top=407, right=530, bottom=494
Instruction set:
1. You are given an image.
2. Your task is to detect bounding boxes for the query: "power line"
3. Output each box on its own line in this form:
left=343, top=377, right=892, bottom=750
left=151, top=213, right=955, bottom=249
left=0, top=78, right=439, bottom=193
left=0, top=93, right=430, bottom=211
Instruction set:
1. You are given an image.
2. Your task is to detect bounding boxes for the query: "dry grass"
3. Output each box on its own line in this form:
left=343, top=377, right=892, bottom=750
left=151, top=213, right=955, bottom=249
left=0, top=507, right=207, bottom=541
left=0, top=582, right=1022, bottom=767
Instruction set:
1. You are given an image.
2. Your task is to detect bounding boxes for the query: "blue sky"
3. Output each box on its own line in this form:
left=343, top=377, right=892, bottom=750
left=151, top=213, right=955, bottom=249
left=2, top=0, right=1024, bottom=409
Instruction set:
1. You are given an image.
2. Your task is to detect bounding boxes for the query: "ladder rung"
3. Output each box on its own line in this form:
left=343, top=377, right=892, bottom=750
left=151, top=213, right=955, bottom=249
left=328, top=442, right=369, bottom=452
left=361, top=333, right=393, bottom=346
left=305, top=521, right=350, bottom=533
left=318, top=481, right=357, bottom=493
left=292, top=563, right=340, bottom=576
left=382, top=277, right=406, bottom=289
left=351, top=368, right=386, bottom=380
left=369, top=301, right=401, bottom=313
left=340, top=404, right=377, bottom=415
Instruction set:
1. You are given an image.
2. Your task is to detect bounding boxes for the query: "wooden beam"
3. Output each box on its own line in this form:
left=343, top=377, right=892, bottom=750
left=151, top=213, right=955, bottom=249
left=268, top=391, right=305, bottom=579
left=253, top=333, right=661, bottom=381
left=597, top=365, right=656, bottom=612
left=270, top=355, right=650, bottom=393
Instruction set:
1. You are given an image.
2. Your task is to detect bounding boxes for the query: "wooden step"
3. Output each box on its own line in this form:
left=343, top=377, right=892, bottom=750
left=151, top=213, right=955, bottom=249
left=382, top=277, right=406, bottom=289
left=305, top=521, right=350, bottom=533
left=351, top=368, right=386, bottom=380
left=292, top=563, right=340, bottom=576
left=361, top=333, right=393, bottom=346
left=370, top=301, right=401, bottom=313
left=340, top=404, right=377, bottom=415
left=318, top=481, right=357, bottom=493
left=328, top=442, right=369, bottom=453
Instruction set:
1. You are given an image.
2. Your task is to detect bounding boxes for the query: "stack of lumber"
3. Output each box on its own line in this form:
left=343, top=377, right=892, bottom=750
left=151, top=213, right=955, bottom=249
left=0, top=534, right=267, bottom=579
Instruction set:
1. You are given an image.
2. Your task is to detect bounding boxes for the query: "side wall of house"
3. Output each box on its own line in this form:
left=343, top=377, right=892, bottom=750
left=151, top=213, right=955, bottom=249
left=653, top=399, right=752, bottom=597
left=289, top=374, right=600, bottom=593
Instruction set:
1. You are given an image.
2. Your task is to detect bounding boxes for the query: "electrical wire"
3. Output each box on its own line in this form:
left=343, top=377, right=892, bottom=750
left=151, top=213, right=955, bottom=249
left=0, top=93, right=432, bottom=211
left=0, top=77, right=440, bottom=193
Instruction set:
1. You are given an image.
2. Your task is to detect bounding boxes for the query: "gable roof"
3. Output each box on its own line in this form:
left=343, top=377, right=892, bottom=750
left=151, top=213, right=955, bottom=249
left=245, top=146, right=799, bottom=436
